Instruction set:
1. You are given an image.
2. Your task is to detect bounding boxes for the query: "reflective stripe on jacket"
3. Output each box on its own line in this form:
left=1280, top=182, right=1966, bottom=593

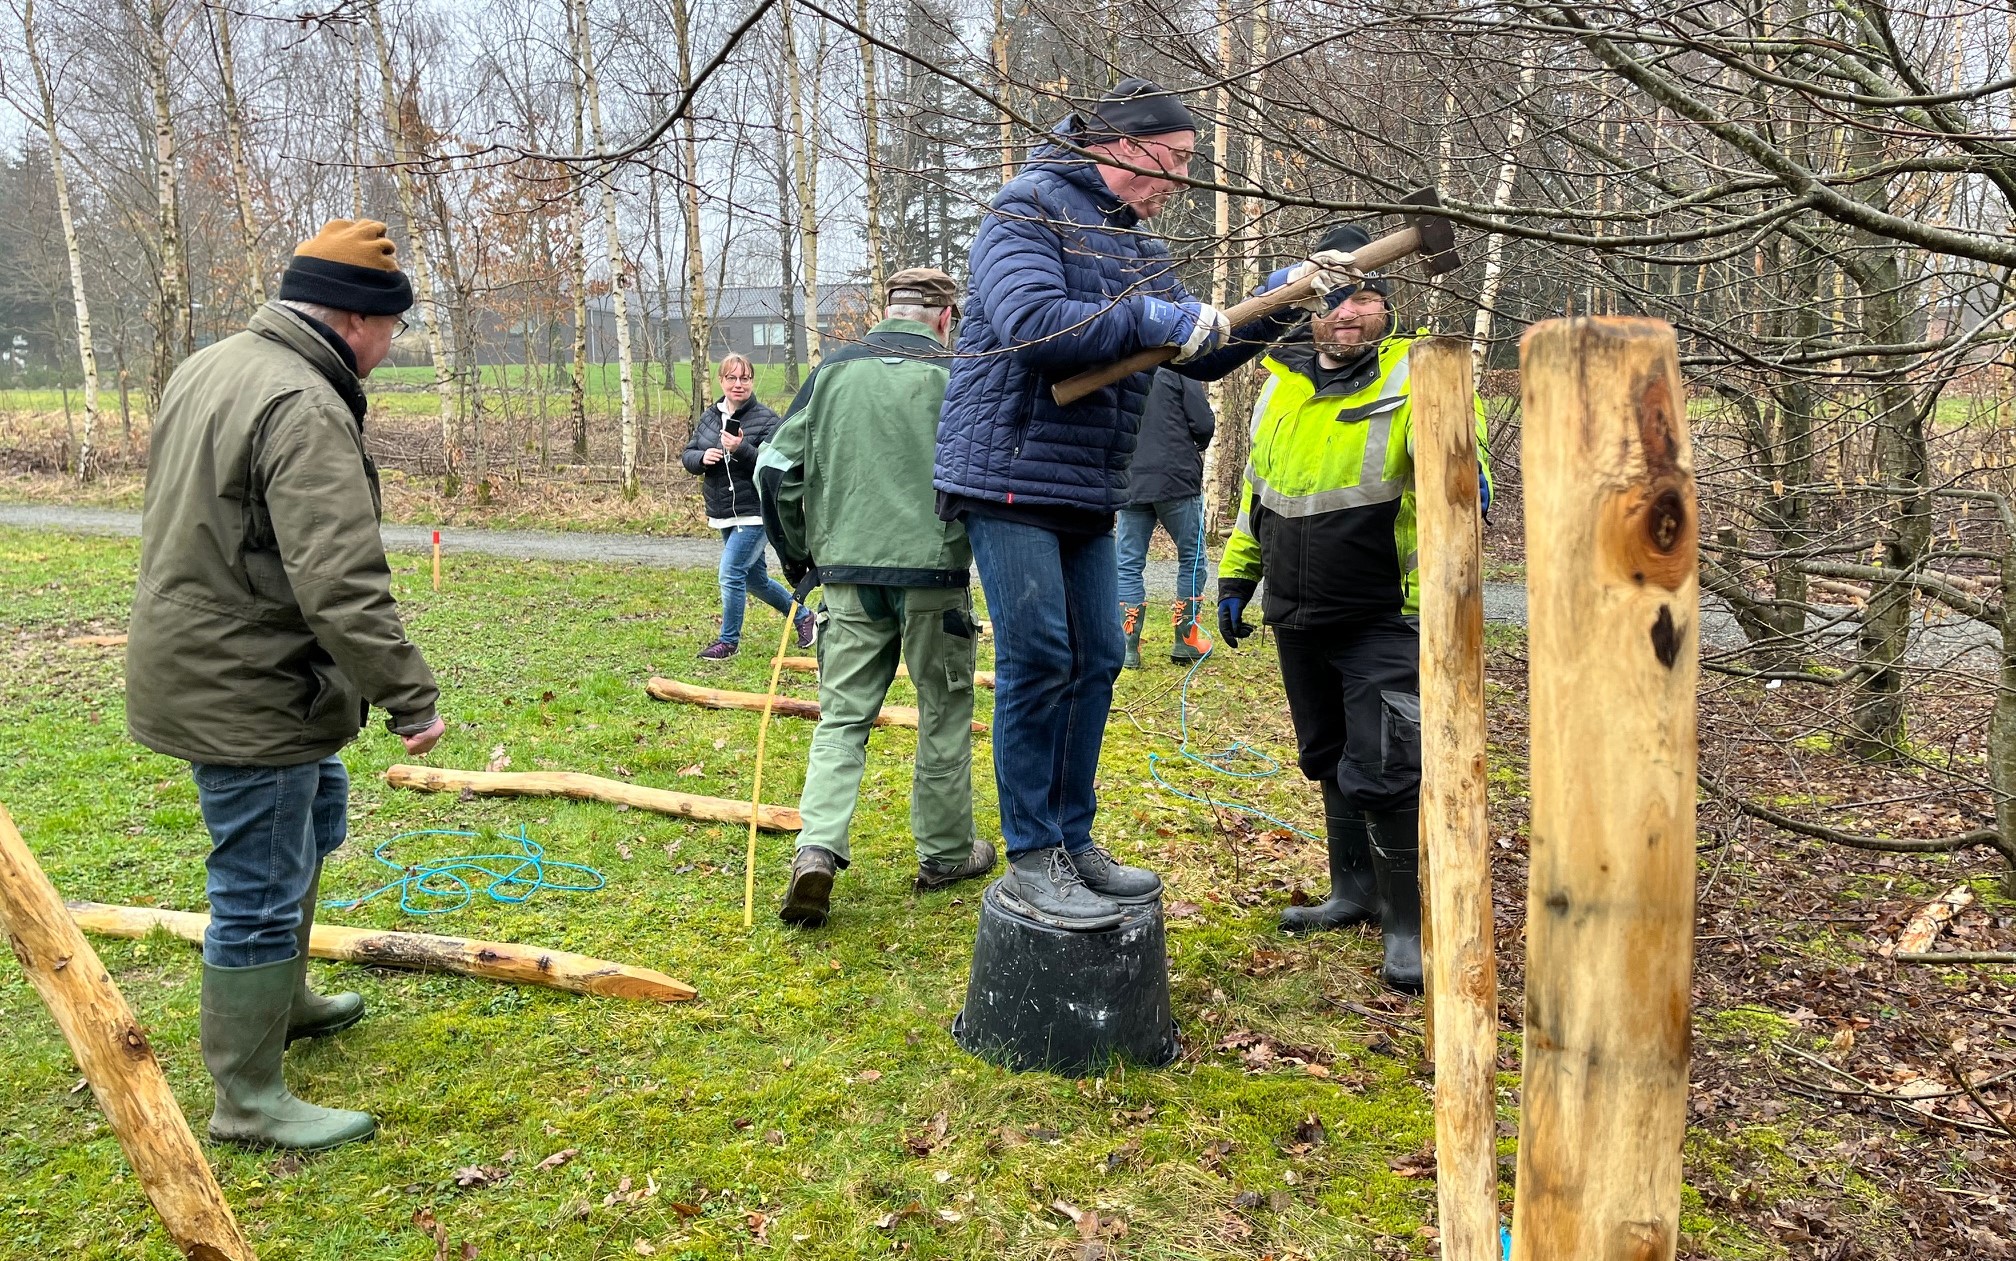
left=1219, top=332, right=1490, bottom=625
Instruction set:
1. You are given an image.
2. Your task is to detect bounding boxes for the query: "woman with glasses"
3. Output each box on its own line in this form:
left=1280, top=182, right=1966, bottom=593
left=681, top=354, right=815, bottom=659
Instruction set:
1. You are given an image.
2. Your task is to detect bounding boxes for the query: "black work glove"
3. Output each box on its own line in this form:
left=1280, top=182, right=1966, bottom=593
left=1217, top=578, right=1258, bottom=648
left=788, top=566, right=821, bottom=606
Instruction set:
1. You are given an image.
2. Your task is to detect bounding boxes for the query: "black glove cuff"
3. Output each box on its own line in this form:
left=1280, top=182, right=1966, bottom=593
left=1218, top=578, right=1258, bottom=604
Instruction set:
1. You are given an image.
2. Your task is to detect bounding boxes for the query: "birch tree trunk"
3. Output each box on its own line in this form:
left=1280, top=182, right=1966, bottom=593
left=22, top=0, right=100, bottom=483
left=574, top=0, right=639, bottom=498
left=672, top=0, right=712, bottom=423
left=992, top=0, right=1013, bottom=182
left=212, top=2, right=266, bottom=309
left=135, top=0, right=189, bottom=411
left=566, top=0, right=590, bottom=461
left=1199, top=0, right=1236, bottom=525
left=366, top=0, right=460, bottom=487
left=1203, top=0, right=1271, bottom=536
left=856, top=0, right=886, bottom=312
left=1469, top=62, right=1534, bottom=380
left=781, top=0, right=821, bottom=361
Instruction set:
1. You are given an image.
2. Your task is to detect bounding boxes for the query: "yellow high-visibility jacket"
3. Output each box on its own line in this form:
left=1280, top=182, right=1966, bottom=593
left=1219, top=332, right=1490, bottom=624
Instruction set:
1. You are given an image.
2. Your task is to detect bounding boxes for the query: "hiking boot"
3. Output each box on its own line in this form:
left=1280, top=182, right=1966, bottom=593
left=202, top=958, right=376, bottom=1151
left=1170, top=598, right=1212, bottom=663
left=1120, top=603, right=1145, bottom=670
left=794, top=610, right=818, bottom=650
left=779, top=845, right=840, bottom=927
left=697, top=639, right=738, bottom=661
left=916, top=837, right=998, bottom=891
left=1280, top=782, right=1378, bottom=934
left=1366, top=808, right=1424, bottom=994
left=1067, top=844, right=1162, bottom=903
left=287, top=862, right=363, bottom=1044
left=1000, top=848, right=1124, bottom=931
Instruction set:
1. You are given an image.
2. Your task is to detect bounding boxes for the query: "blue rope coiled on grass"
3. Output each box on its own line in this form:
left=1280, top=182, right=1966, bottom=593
left=322, top=824, right=605, bottom=916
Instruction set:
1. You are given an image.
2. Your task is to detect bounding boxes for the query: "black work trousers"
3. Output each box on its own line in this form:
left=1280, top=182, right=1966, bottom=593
left=1272, top=616, right=1422, bottom=814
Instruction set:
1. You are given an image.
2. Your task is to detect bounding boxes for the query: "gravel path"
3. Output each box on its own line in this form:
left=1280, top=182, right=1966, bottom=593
left=2, top=501, right=1993, bottom=663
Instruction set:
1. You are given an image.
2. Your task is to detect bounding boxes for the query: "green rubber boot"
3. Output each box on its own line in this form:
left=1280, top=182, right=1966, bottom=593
left=288, top=862, right=363, bottom=1044
left=1120, top=603, right=1145, bottom=670
left=202, top=957, right=377, bottom=1151
left=1169, top=597, right=1213, bottom=664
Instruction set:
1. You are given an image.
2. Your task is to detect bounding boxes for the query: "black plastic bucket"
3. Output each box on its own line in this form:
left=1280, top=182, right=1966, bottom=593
left=952, top=877, right=1179, bottom=1075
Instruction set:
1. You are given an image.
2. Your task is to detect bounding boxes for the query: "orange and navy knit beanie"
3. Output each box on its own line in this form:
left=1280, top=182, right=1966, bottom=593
left=278, top=219, right=414, bottom=316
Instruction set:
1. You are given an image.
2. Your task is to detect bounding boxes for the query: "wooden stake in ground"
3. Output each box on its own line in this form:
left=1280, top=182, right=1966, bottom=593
left=431, top=529, right=441, bottom=591
left=384, top=764, right=802, bottom=832
left=1512, top=317, right=1697, bottom=1261
left=68, top=901, right=696, bottom=1002
left=745, top=606, right=801, bottom=928
left=647, top=676, right=988, bottom=733
left=1410, top=337, right=1501, bottom=1261
left=773, top=656, right=997, bottom=690
left=0, top=805, right=257, bottom=1261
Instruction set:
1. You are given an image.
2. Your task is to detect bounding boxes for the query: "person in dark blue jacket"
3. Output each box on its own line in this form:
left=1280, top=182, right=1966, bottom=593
left=933, top=77, right=1338, bottom=928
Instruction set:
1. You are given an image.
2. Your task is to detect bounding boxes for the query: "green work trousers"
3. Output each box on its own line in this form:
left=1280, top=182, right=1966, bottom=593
left=796, top=583, right=979, bottom=866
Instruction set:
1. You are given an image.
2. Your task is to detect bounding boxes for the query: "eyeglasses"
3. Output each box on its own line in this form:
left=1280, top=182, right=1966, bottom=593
left=389, top=317, right=411, bottom=341
left=721, top=373, right=754, bottom=382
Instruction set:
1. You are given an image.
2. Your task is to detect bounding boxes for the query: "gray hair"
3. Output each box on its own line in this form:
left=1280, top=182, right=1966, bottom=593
left=886, top=303, right=942, bottom=323
left=276, top=298, right=351, bottom=326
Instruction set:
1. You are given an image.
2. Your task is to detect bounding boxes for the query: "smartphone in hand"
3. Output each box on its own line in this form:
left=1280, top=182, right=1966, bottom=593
left=724, top=417, right=742, bottom=437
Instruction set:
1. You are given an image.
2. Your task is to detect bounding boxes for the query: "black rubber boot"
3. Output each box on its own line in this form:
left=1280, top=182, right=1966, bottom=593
left=1366, top=808, right=1424, bottom=994
left=287, top=862, right=364, bottom=1044
left=780, top=846, right=840, bottom=927
left=1280, top=783, right=1378, bottom=933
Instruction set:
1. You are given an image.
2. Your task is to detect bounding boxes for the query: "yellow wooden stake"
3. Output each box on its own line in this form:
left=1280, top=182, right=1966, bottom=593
left=1511, top=318, right=1697, bottom=1261
left=747, top=604, right=801, bottom=928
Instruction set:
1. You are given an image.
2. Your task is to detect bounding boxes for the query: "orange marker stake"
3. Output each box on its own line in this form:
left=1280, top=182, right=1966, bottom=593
left=432, top=530, right=441, bottom=591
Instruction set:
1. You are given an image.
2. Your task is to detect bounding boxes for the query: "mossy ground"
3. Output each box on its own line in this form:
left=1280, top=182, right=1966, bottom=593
left=0, top=527, right=1922, bottom=1259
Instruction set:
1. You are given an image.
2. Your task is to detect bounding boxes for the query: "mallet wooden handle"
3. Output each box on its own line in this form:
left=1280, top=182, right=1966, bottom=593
left=1049, top=225, right=1425, bottom=406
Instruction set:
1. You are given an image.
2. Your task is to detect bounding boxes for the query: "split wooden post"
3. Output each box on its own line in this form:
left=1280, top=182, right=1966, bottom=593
left=1511, top=318, right=1697, bottom=1261
left=0, top=805, right=257, bottom=1261
left=1409, top=337, right=1501, bottom=1261
left=646, top=676, right=988, bottom=734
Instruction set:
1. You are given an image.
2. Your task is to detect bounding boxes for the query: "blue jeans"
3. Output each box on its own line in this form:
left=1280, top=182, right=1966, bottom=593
left=1116, top=496, right=1208, bottom=605
left=965, top=515, right=1125, bottom=858
left=190, top=756, right=348, bottom=967
left=718, top=524, right=795, bottom=646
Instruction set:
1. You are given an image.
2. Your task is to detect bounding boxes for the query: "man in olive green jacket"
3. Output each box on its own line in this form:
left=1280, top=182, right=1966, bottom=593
left=756, top=267, right=994, bottom=927
left=127, top=219, right=444, bottom=1151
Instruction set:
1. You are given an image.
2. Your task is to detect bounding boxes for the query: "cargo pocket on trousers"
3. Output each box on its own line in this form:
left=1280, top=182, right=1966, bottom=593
left=942, top=606, right=976, bottom=695
left=1379, top=691, right=1423, bottom=781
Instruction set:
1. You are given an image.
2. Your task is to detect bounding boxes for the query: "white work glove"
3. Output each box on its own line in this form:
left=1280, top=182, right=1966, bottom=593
left=1173, top=302, right=1231, bottom=363
left=1291, top=249, right=1365, bottom=311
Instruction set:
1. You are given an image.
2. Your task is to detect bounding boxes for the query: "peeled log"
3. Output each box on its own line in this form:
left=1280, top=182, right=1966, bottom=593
left=384, top=764, right=801, bottom=832
left=66, top=901, right=696, bottom=1002
left=1512, top=318, right=1696, bottom=1261
left=0, top=806, right=257, bottom=1261
left=773, top=656, right=996, bottom=689
left=647, top=676, right=988, bottom=733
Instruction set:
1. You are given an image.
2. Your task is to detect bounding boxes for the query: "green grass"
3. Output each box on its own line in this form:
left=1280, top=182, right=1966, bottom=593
left=0, top=528, right=1470, bottom=1260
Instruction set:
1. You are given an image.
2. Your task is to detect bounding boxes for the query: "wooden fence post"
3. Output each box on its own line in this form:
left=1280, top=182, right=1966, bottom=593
left=1510, top=318, right=1698, bottom=1261
left=0, top=804, right=257, bottom=1261
left=1410, top=336, right=1502, bottom=1261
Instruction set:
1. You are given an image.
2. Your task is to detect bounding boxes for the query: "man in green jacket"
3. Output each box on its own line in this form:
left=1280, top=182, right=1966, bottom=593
left=756, top=267, right=994, bottom=927
left=127, top=220, right=445, bottom=1150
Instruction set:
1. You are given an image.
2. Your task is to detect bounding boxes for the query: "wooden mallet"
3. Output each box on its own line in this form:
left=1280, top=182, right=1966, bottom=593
left=1050, top=187, right=1461, bottom=406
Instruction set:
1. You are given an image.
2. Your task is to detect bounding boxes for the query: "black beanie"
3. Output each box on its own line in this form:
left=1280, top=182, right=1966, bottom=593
left=1312, top=223, right=1393, bottom=306
left=277, top=219, right=415, bottom=316
left=1078, top=77, right=1197, bottom=141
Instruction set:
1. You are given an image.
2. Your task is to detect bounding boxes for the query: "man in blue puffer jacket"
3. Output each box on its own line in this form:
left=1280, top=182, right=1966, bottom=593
left=935, top=77, right=1321, bottom=929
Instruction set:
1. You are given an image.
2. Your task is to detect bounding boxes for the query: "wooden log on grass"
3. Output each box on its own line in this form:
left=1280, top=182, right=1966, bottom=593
left=1409, top=337, right=1501, bottom=1261
left=385, top=764, right=801, bottom=832
left=773, top=656, right=996, bottom=689
left=1512, top=318, right=1697, bottom=1261
left=647, top=675, right=988, bottom=733
left=0, top=805, right=257, bottom=1261
left=66, top=901, right=696, bottom=1002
